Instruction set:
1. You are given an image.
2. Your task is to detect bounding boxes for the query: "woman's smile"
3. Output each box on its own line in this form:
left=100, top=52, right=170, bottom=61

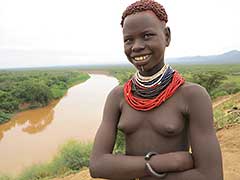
left=132, top=54, right=152, bottom=66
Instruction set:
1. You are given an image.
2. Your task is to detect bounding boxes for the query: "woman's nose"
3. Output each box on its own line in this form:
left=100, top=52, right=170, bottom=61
left=131, top=39, right=145, bottom=52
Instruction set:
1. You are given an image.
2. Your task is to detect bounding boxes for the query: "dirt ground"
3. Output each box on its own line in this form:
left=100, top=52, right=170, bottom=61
left=50, top=124, right=240, bottom=180
left=217, top=125, right=240, bottom=180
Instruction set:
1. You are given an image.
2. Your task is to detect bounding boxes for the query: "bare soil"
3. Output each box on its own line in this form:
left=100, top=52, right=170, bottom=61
left=217, top=125, right=240, bottom=180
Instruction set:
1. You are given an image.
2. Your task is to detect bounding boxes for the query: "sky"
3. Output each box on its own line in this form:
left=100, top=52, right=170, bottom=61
left=0, top=0, right=239, bottom=68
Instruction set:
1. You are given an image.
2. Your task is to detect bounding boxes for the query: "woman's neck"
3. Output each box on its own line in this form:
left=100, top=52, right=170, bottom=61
left=139, top=62, right=165, bottom=77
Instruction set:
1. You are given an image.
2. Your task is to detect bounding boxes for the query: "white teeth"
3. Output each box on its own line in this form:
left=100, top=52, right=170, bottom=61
left=133, top=55, right=149, bottom=61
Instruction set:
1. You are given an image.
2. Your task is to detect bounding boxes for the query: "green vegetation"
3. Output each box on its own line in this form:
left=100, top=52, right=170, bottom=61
left=0, top=140, right=92, bottom=180
left=113, top=130, right=126, bottom=154
left=172, top=64, right=240, bottom=99
left=0, top=175, right=13, bottom=180
left=108, top=66, right=135, bottom=85
left=213, top=93, right=240, bottom=130
left=0, top=69, right=90, bottom=124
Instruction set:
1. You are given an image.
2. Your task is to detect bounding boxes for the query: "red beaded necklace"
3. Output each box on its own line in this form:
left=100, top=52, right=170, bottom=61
left=124, top=71, right=185, bottom=111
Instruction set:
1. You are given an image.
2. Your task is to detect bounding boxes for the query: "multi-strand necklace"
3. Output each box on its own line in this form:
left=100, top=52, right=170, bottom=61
left=124, top=64, right=185, bottom=111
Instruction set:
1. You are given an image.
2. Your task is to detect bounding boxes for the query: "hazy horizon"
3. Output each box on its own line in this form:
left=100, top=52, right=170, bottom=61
left=0, top=49, right=239, bottom=70
left=0, top=0, right=239, bottom=68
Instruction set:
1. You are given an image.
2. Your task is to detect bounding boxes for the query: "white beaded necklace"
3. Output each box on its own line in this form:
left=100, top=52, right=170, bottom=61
left=133, top=64, right=169, bottom=88
left=135, top=64, right=168, bottom=82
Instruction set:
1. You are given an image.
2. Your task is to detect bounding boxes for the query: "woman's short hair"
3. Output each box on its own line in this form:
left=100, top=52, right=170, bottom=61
left=121, top=0, right=168, bottom=27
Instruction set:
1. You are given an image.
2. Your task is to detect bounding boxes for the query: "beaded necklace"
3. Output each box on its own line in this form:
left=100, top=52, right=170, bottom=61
left=134, top=64, right=170, bottom=89
left=135, top=64, right=168, bottom=82
left=134, top=64, right=168, bottom=88
left=124, top=64, right=185, bottom=111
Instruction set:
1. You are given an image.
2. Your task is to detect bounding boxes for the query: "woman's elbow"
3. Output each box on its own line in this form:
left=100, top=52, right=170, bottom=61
left=89, top=154, right=113, bottom=178
left=89, top=161, right=99, bottom=178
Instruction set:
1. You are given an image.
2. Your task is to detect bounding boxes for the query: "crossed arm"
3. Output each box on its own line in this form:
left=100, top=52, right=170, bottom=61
left=89, top=85, right=223, bottom=180
left=162, top=84, right=223, bottom=180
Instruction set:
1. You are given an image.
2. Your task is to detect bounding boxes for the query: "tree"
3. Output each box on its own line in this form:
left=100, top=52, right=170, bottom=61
left=16, top=80, right=53, bottom=105
left=191, top=71, right=226, bottom=95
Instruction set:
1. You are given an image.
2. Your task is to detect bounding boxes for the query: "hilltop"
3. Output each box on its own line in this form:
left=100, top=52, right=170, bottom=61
left=167, top=50, right=240, bottom=64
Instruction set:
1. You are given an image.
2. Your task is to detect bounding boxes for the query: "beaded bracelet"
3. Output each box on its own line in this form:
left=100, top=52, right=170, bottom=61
left=144, top=152, right=167, bottom=178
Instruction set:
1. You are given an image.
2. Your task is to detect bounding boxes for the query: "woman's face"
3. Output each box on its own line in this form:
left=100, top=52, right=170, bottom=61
left=122, top=11, right=170, bottom=76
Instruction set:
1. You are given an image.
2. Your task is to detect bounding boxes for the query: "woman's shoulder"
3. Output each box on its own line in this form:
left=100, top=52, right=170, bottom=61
left=178, top=82, right=212, bottom=116
left=179, top=82, right=210, bottom=101
left=105, top=85, right=125, bottom=112
left=109, top=85, right=124, bottom=97
left=107, top=85, right=125, bottom=104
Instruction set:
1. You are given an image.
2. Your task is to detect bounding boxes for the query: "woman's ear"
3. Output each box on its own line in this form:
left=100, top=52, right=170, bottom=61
left=164, top=27, right=171, bottom=47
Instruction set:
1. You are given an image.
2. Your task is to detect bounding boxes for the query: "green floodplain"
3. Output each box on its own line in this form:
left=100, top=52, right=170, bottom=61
left=0, top=63, right=240, bottom=180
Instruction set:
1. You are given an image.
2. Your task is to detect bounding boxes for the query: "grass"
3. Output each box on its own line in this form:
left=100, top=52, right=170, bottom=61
left=213, top=93, right=240, bottom=130
left=0, top=175, right=13, bottom=180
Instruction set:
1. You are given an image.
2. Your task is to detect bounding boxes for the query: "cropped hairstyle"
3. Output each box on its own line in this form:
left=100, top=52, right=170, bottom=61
left=121, top=0, right=168, bottom=27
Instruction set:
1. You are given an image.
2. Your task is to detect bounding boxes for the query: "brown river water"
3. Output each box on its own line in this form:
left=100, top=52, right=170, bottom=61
left=0, top=74, right=118, bottom=175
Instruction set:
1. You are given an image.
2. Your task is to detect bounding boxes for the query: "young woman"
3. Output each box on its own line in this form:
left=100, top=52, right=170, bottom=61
left=90, top=1, right=223, bottom=180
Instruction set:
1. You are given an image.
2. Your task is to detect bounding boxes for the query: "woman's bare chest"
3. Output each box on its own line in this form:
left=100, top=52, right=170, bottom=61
left=118, top=96, right=187, bottom=137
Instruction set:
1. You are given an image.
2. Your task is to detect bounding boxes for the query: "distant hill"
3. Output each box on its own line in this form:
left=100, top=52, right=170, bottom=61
left=167, top=50, right=240, bottom=64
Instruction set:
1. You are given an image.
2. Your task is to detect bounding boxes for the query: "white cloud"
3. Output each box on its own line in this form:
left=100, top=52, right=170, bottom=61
left=0, top=0, right=239, bottom=68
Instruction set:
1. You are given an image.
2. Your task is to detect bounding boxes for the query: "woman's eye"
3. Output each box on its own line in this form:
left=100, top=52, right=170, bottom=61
left=144, top=33, right=153, bottom=39
left=124, top=39, right=132, bottom=44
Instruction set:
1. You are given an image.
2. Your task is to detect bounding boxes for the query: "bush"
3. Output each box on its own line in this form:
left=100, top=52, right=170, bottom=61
left=54, top=140, right=92, bottom=171
left=14, top=139, right=93, bottom=180
left=17, top=81, right=53, bottom=106
left=0, top=112, right=12, bottom=124
left=50, top=86, right=66, bottom=99
left=114, top=130, right=125, bottom=154
left=18, top=164, right=51, bottom=180
left=0, top=175, right=13, bottom=180
left=221, top=82, right=240, bottom=94
left=211, top=89, right=228, bottom=99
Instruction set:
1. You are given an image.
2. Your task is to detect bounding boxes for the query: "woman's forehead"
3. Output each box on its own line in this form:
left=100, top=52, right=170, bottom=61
left=122, top=11, right=165, bottom=34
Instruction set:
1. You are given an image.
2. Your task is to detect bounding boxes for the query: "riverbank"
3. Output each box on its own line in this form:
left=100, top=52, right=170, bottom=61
left=0, top=74, right=119, bottom=178
left=0, top=70, right=90, bottom=124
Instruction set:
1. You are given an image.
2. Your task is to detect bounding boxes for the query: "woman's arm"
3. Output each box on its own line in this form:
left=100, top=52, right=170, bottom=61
left=89, top=86, right=193, bottom=180
left=164, top=84, right=223, bottom=180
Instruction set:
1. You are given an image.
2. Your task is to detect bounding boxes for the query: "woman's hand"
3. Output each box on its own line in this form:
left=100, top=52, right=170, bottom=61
left=150, top=151, right=193, bottom=173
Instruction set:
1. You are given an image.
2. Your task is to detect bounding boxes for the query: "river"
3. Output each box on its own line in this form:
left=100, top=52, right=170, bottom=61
left=0, top=74, right=118, bottom=175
